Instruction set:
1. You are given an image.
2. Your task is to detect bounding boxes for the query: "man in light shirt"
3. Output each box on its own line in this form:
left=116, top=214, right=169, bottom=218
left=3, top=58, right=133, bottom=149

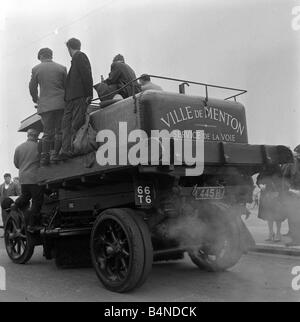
left=14, top=129, right=44, bottom=232
left=138, top=74, right=163, bottom=91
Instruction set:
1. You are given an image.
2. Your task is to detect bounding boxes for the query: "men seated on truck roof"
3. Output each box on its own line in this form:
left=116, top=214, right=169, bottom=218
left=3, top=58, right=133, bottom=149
left=103, top=54, right=141, bottom=99
left=138, top=74, right=163, bottom=91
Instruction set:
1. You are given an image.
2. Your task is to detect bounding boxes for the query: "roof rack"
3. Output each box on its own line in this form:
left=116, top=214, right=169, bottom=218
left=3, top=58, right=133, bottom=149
left=92, top=74, right=247, bottom=103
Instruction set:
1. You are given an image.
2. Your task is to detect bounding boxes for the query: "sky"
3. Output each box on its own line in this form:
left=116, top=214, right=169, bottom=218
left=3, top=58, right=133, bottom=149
left=0, top=0, right=300, bottom=177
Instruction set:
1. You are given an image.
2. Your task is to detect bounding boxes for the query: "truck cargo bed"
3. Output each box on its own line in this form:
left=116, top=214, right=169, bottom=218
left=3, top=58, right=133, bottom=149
left=37, top=143, right=292, bottom=186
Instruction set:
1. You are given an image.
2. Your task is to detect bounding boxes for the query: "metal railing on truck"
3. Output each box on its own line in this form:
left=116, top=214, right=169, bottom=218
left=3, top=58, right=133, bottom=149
left=18, top=75, right=247, bottom=132
left=92, top=74, right=247, bottom=103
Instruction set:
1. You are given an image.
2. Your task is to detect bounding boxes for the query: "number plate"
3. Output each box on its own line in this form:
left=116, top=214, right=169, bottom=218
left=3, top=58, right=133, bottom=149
left=192, top=186, right=225, bottom=200
left=135, top=183, right=155, bottom=207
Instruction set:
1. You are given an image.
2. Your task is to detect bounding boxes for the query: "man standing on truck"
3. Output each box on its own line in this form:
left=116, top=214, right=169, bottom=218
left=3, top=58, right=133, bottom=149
left=14, top=129, right=44, bottom=232
left=29, top=48, right=67, bottom=166
left=104, top=54, right=141, bottom=99
left=57, top=38, right=93, bottom=161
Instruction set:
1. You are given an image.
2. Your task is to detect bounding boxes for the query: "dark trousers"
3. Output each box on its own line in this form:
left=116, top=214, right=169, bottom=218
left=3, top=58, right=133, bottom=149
left=61, top=98, right=87, bottom=153
left=41, top=110, right=64, bottom=145
left=1, top=208, right=8, bottom=228
left=15, top=184, right=44, bottom=226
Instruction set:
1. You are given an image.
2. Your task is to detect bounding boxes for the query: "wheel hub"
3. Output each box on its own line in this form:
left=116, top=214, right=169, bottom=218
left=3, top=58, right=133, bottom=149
left=106, top=244, right=122, bottom=255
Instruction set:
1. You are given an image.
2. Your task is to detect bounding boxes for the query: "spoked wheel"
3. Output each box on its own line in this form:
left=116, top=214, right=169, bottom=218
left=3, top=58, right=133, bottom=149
left=90, top=208, right=153, bottom=293
left=4, top=210, right=35, bottom=264
left=188, top=202, right=243, bottom=272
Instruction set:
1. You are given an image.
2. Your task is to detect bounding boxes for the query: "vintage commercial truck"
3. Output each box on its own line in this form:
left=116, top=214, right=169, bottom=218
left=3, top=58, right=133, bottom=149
left=4, top=76, right=293, bottom=292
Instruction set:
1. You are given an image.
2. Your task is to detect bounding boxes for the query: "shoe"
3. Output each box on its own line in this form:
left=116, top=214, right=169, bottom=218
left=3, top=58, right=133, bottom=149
left=265, top=233, right=275, bottom=242
left=40, top=152, right=50, bottom=166
left=53, top=151, right=73, bottom=162
left=282, top=232, right=290, bottom=237
left=49, top=150, right=58, bottom=164
left=50, top=136, right=63, bottom=164
left=274, top=236, right=282, bottom=242
left=40, top=139, right=52, bottom=166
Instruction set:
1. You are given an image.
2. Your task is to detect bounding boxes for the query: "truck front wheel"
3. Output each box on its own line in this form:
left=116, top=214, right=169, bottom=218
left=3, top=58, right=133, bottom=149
left=90, top=208, right=153, bottom=293
left=4, top=210, right=35, bottom=264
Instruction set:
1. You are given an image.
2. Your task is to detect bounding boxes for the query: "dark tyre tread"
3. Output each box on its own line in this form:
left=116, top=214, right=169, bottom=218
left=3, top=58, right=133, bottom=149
left=188, top=202, right=243, bottom=272
left=121, top=209, right=153, bottom=289
left=4, top=211, right=35, bottom=265
left=90, top=208, right=153, bottom=293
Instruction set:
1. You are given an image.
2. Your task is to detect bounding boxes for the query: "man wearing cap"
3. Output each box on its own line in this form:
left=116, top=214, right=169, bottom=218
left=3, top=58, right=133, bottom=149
left=138, top=74, right=163, bottom=91
left=29, top=48, right=67, bottom=165
left=281, top=145, right=300, bottom=246
left=104, top=54, right=141, bottom=99
left=14, top=129, right=44, bottom=231
left=0, top=173, right=21, bottom=232
left=0, top=173, right=20, bottom=204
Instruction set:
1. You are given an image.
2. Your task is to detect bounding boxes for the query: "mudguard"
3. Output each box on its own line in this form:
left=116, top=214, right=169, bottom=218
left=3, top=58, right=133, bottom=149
left=236, top=217, right=256, bottom=251
left=212, top=201, right=255, bottom=251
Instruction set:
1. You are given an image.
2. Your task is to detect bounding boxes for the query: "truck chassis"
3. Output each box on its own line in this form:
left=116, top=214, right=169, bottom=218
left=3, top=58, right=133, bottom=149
left=4, top=77, right=294, bottom=292
left=4, top=142, right=292, bottom=292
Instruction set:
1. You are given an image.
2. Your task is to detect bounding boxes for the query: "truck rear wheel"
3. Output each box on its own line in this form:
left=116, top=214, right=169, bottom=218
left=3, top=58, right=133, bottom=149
left=4, top=210, right=35, bottom=264
left=90, top=208, right=153, bottom=293
left=188, top=202, right=243, bottom=272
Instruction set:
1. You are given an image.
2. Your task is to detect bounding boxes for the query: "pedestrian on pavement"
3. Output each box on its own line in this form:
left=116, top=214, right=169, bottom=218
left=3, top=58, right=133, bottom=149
left=0, top=173, right=21, bottom=231
left=257, top=166, right=286, bottom=242
left=57, top=38, right=93, bottom=161
left=29, top=47, right=67, bottom=166
left=281, top=145, right=300, bottom=246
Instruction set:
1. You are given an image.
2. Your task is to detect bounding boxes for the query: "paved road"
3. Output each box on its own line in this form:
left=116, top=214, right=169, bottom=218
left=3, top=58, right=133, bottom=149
left=0, top=238, right=299, bottom=302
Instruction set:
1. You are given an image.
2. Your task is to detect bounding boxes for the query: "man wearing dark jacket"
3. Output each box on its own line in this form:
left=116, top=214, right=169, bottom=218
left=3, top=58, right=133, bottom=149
left=29, top=48, right=67, bottom=165
left=104, top=54, right=140, bottom=98
left=14, top=129, right=44, bottom=232
left=58, top=38, right=93, bottom=160
left=0, top=174, right=20, bottom=204
left=0, top=173, right=21, bottom=230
